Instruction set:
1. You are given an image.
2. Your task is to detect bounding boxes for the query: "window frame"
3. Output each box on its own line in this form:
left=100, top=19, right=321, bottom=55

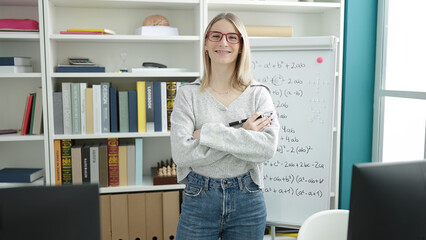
left=372, top=0, right=426, bottom=162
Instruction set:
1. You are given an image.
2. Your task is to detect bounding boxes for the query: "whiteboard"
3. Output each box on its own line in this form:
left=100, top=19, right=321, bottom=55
left=250, top=37, right=339, bottom=227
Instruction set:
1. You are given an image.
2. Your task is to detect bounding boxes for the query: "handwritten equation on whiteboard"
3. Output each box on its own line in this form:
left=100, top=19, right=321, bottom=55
left=251, top=50, right=334, bottom=204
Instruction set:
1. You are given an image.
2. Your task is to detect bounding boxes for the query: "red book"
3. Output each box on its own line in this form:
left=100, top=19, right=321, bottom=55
left=107, top=138, right=119, bottom=186
left=21, top=93, right=34, bottom=135
left=0, top=19, right=39, bottom=31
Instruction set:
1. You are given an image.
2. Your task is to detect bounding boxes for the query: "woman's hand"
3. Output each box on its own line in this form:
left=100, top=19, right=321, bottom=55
left=193, top=129, right=201, bottom=139
left=242, top=112, right=271, bottom=132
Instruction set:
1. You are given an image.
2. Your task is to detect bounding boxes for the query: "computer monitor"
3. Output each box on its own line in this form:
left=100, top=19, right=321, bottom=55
left=0, top=184, right=100, bottom=240
left=347, top=160, right=426, bottom=240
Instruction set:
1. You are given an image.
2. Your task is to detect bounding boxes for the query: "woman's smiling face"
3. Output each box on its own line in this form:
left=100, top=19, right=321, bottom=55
left=205, top=19, right=241, bottom=67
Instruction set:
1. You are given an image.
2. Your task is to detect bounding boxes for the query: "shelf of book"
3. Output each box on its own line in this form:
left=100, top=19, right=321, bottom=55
left=0, top=32, right=40, bottom=41
left=0, top=73, right=42, bottom=78
left=53, top=132, right=170, bottom=140
left=0, top=0, right=49, bottom=185
left=50, top=34, right=200, bottom=43
left=0, top=177, right=45, bottom=189
left=0, top=134, right=45, bottom=142
left=208, top=0, right=341, bottom=13
left=100, top=176, right=184, bottom=194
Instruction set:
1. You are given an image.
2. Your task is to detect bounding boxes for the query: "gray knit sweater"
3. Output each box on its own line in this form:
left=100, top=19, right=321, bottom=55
left=170, top=79, right=279, bottom=188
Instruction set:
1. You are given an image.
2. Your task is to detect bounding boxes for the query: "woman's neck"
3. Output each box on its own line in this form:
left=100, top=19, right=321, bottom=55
left=210, top=63, right=235, bottom=90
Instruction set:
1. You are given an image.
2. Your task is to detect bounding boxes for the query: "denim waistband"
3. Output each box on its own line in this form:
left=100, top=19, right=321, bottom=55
left=187, top=171, right=252, bottom=190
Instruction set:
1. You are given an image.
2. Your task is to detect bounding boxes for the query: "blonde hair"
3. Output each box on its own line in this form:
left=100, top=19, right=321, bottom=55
left=201, top=12, right=253, bottom=91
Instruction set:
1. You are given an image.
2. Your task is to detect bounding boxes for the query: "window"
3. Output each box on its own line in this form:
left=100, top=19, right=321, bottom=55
left=373, top=0, right=426, bottom=162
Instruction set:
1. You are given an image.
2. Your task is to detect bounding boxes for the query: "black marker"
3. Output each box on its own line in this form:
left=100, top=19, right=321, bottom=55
left=228, top=112, right=273, bottom=127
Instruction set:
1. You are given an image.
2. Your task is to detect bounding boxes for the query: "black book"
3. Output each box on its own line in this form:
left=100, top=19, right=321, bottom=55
left=81, top=145, right=91, bottom=183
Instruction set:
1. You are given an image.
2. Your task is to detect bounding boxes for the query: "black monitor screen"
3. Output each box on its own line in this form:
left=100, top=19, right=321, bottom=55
left=0, top=184, right=100, bottom=240
left=348, top=160, right=426, bottom=240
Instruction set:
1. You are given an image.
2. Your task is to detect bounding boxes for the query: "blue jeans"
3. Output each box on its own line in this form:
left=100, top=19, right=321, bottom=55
left=176, top=171, right=267, bottom=240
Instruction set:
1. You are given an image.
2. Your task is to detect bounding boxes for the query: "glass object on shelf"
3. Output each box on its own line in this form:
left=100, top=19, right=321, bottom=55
left=120, top=51, right=128, bottom=73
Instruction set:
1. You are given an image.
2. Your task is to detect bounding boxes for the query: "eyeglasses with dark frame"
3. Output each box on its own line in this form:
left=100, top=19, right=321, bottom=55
left=206, top=31, right=242, bottom=44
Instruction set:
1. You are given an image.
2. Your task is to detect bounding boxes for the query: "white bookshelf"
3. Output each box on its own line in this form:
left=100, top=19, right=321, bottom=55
left=43, top=0, right=203, bottom=191
left=2, top=0, right=344, bottom=194
left=0, top=0, right=49, bottom=185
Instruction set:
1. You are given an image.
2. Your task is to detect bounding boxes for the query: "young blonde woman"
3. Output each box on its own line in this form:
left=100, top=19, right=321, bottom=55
left=170, top=12, right=279, bottom=240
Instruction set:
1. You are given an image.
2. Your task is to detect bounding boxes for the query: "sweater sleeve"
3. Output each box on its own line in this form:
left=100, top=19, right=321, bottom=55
left=170, top=87, right=227, bottom=168
left=199, top=87, right=279, bottom=163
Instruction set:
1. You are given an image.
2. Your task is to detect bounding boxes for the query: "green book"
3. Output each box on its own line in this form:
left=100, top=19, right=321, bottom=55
left=28, top=93, right=36, bottom=135
left=118, top=91, right=129, bottom=132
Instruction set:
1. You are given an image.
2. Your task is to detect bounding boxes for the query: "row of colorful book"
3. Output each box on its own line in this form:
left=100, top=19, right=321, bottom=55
left=54, top=138, right=145, bottom=187
left=54, top=81, right=180, bottom=135
left=0, top=56, right=33, bottom=73
left=21, top=87, right=44, bottom=135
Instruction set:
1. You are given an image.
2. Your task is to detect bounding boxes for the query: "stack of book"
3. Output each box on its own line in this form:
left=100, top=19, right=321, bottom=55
left=0, top=19, right=39, bottom=32
left=60, top=28, right=116, bottom=35
left=21, top=87, right=44, bottom=135
left=0, top=167, right=44, bottom=183
left=53, top=81, right=181, bottom=135
left=56, top=65, right=106, bottom=72
left=57, top=57, right=105, bottom=72
left=0, top=57, right=33, bottom=73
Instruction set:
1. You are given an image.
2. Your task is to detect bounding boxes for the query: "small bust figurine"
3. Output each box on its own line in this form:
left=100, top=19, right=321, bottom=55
left=143, top=15, right=169, bottom=26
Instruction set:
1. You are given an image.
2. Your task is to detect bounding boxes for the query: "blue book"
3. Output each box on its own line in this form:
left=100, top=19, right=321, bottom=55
left=109, top=87, right=118, bottom=133
left=153, top=81, right=162, bottom=132
left=135, top=138, right=143, bottom=185
left=128, top=91, right=138, bottom=132
left=0, top=168, right=44, bottom=183
left=56, top=65, right=105, bottom=73
left=0, top=57, right=31, bottom=66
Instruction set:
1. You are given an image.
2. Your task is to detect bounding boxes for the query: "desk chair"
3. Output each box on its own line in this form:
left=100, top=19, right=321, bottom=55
left=297, top=209, right=349, bottom=240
